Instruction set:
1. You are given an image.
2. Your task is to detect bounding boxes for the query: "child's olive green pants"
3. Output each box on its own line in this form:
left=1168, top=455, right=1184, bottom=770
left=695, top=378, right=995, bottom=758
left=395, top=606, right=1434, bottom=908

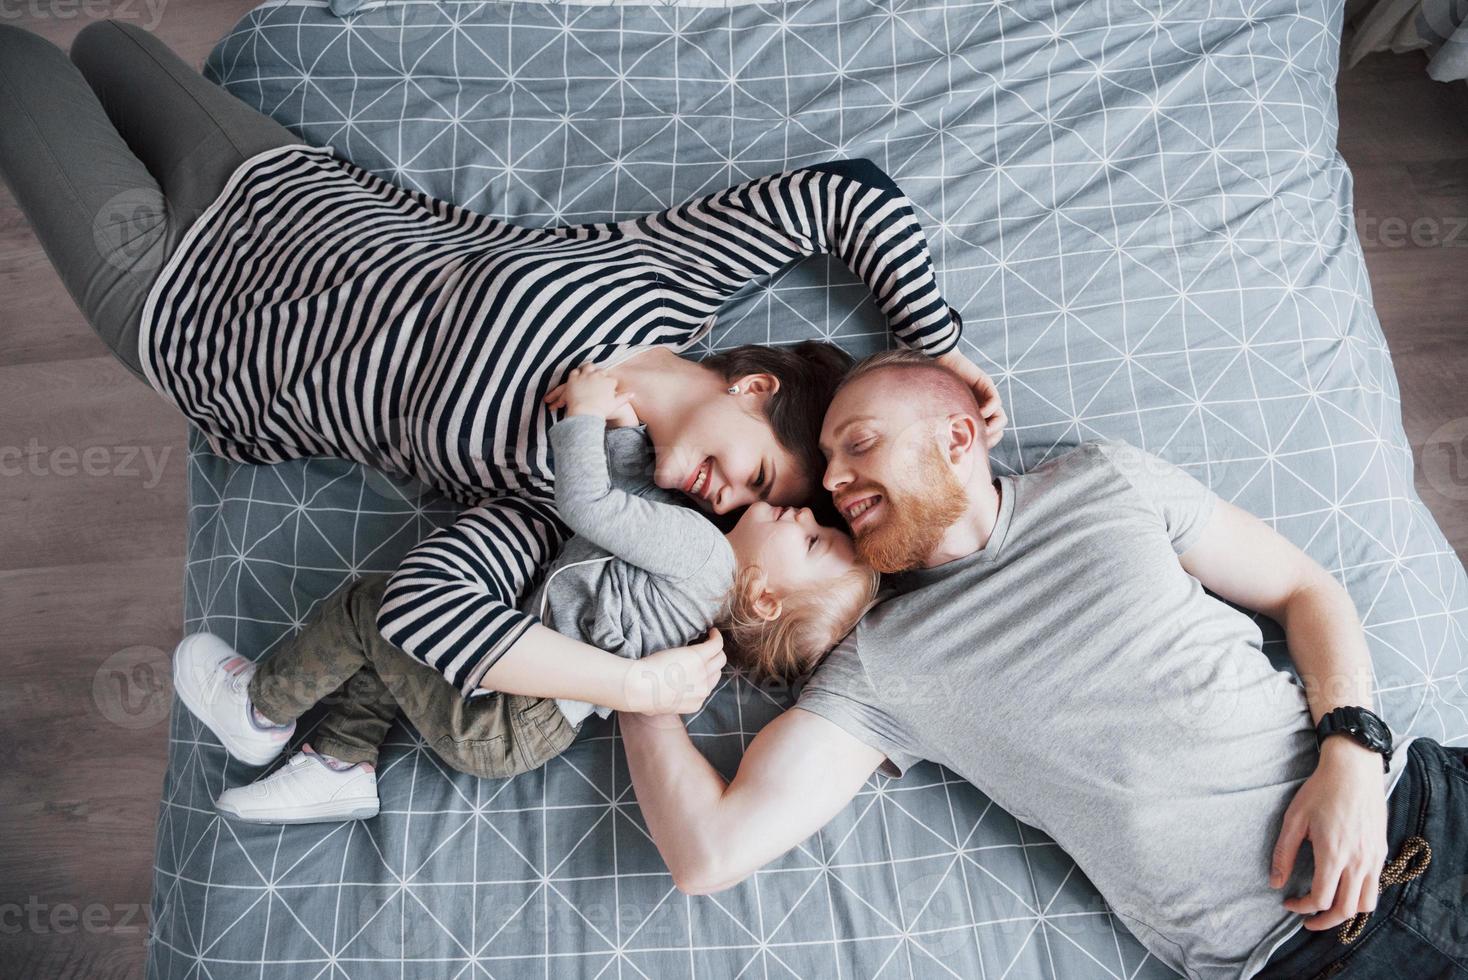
left=247, top=574, right=577, bottom=777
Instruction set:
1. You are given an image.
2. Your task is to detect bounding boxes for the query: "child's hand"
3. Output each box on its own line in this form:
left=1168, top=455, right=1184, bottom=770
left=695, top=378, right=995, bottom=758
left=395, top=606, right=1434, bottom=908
left=545, top=365, right=637, bottom=424
left=622, top=629, right=726, bottom=716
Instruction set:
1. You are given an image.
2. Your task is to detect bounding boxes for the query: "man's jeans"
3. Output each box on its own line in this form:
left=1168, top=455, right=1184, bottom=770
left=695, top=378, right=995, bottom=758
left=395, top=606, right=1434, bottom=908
left=1258, top=738, right=1468, bottom=979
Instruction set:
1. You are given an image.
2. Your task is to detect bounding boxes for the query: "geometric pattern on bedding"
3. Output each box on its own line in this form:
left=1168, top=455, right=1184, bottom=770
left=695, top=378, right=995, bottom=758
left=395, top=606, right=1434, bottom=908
left=147, top=0, right=1468, bottom=977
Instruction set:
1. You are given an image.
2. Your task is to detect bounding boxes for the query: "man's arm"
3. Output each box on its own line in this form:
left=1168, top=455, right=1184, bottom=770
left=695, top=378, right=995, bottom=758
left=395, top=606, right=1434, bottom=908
left=1178, top=498, right=1389, bottom=932
left=621, top=704, right=885, bottom=895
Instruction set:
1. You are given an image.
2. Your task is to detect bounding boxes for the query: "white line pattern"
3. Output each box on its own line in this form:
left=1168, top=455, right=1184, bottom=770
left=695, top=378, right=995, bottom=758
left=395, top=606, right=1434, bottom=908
left=149, top=1, right=1468, bottom=978
left=140, top=143, right=959, bottom=693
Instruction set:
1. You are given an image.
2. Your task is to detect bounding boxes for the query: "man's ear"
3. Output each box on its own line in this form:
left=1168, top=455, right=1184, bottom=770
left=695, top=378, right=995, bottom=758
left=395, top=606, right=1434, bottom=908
left=942, top=413, right=981, bottom=465
left=752, top=589, right=784, bottom=623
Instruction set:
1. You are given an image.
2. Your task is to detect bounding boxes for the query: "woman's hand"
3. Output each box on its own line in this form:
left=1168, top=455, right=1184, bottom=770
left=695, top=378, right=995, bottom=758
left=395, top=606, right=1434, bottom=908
left=545, top=365, right=640, bottom=427
left=621, top=629, right=727, bottom=716
left=935, top=349, right=1007, bottom=449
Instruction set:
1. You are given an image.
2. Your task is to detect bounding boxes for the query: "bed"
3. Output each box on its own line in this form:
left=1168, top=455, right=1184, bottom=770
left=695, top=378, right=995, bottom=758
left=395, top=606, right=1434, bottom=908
left=147, top=0, right=1468, bottom=977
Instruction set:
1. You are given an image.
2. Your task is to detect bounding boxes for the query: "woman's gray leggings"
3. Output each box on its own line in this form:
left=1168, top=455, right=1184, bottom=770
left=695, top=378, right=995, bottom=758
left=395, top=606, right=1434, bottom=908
left=0, top=20, right=301, bottom=379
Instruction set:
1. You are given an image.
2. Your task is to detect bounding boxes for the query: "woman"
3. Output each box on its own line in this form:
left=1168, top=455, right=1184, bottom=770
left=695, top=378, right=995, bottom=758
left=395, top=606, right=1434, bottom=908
left=0, top=20, right=1004, bottom=696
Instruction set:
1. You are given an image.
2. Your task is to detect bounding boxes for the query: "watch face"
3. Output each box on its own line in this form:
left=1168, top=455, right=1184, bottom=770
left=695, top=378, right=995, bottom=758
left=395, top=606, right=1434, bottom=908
left=1353, top=711, right=1391, bottom=750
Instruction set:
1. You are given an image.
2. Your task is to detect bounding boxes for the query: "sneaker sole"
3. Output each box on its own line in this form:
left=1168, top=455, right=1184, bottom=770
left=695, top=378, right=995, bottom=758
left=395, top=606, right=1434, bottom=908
left=216, top=798, right=380, bottom=825
left=173, top=637, right=284, bottom=768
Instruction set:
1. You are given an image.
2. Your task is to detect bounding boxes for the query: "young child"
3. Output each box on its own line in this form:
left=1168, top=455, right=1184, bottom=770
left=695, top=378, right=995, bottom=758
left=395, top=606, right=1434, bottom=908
left=172, top=365, right=878, bottom=824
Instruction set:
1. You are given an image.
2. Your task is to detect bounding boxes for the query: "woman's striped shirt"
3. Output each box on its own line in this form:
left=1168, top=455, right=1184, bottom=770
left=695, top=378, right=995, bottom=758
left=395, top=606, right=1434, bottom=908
left=139, top=143, right=963, bottom=692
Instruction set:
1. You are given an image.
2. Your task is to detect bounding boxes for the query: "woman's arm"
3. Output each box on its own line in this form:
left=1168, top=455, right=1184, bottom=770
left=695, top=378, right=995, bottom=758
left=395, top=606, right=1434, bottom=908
left=376, top=496, right=723, bottom=712
left=377, top=496, right=565, bottom=694
left=636, top=158, right=1005, bottom=443
left=641, top=158, right=952, bottom=349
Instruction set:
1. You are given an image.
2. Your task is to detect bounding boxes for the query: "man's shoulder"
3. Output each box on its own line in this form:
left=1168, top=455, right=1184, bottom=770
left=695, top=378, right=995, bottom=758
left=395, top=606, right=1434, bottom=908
left=798, top=630, right=869, bottom=694
left=793, top=618, right=925, bottom=777
left=1014, top=439, right=1151, bottom=496
left=803, top=587, right=911, bottom=684
left=1033, top=438, right=1135, bottom=472
left=1021, top=440, right=1217, bottom=548
left=1049, top=439, right=1209, bottom=499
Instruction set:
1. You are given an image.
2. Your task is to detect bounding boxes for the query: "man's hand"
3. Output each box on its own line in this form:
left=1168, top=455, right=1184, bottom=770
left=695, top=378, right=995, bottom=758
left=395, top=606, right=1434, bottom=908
left=1271, top=738, right=1389, bottom=931
left=620, top=629, right=727, bottom=715
left=934, top=349, right=1006, bottom=449
left=1177, top=495, right=1390, bottom=934
left=545, top=365, right=640, bottom=427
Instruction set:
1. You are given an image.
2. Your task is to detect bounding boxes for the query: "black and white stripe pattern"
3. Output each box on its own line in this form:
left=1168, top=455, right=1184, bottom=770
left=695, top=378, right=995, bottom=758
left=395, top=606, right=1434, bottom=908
left=140, top=143, right=962, bottom=691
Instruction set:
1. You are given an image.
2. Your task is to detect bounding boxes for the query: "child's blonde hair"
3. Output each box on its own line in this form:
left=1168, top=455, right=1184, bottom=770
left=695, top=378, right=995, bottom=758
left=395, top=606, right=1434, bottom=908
left=721, top=563, right=880, bottom=681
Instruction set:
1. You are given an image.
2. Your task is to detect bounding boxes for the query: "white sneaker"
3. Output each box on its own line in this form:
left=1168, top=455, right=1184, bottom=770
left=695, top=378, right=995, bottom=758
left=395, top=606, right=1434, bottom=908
left=172, top=632, right=293, bottom=766
left=216, top=751, right=380, bottom=824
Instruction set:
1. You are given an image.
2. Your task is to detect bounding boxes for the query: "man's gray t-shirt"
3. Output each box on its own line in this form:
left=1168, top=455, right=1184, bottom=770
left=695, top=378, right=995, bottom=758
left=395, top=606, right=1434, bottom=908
left=796, top=440, right=1412, bottom=980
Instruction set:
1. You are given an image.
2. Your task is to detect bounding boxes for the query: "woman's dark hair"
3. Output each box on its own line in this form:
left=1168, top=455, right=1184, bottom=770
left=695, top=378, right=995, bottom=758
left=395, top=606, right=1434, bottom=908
left=702, top=341, right=853, bottom=516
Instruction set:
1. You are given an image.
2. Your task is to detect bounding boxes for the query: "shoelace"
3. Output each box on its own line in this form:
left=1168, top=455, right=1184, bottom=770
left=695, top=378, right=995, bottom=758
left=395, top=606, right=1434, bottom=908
left=1338, top=835, right=1431, bottom=945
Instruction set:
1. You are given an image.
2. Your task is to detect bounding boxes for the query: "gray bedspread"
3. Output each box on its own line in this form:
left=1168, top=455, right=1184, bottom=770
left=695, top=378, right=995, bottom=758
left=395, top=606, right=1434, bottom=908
left=147, top=0, right=1468, bottom=977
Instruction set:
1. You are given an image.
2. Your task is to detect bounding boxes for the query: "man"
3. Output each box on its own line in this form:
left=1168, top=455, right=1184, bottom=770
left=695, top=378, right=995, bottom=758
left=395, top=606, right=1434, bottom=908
left=621, top=349, right=1466, bottom=979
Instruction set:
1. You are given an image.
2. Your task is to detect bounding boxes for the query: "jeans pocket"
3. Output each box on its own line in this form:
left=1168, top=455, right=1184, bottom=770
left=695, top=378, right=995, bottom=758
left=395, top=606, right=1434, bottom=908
left=514, top=700, right=577, bottom=771
left=1398, top=751, right=1468, bottom=961
left=434, top=732, right=514, bottom=779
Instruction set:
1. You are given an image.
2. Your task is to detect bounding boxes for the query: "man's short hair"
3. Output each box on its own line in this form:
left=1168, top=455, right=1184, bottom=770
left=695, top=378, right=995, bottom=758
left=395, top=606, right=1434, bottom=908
left=835, top=348, right=981, bottom=420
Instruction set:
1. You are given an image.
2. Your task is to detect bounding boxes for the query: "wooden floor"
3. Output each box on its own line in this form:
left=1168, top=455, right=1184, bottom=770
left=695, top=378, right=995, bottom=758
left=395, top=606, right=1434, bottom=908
left=0, top=7, right=1464, bottom=977
left=0, top=9, right=262, bottom=980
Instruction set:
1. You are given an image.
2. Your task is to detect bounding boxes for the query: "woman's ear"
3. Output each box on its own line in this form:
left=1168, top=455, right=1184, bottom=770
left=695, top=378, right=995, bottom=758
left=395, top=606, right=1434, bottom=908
left=752, top=589, right=783, bottom=622
left=735, top=372, right=781, bottom=398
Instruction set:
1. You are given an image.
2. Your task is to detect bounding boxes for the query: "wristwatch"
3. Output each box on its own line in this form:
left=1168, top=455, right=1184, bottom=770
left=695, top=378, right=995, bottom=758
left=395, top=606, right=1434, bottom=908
left=1315, top=706, right=1393, bottom=773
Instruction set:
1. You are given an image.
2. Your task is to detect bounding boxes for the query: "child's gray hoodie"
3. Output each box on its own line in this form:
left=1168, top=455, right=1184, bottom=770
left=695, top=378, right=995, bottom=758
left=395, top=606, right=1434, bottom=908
left=517, top=414, right=737, bottom=724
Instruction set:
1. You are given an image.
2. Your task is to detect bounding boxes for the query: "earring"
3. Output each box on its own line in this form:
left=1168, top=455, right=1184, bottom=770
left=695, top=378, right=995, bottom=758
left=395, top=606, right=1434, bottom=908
left=727, top=385, right=741, bottom=395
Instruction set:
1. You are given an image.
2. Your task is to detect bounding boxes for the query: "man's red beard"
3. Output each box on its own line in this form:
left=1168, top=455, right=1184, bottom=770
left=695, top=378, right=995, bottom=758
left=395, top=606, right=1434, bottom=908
left=852, top=440, right=967, bottom=573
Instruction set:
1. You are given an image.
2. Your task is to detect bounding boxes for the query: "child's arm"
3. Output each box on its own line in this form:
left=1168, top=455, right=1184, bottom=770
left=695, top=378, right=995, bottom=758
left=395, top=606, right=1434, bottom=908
left=544, top=363, right=640, bottom=429
left=552, top=414, right=727, bottom=579
left=549, top=366, right=729, bottom=581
